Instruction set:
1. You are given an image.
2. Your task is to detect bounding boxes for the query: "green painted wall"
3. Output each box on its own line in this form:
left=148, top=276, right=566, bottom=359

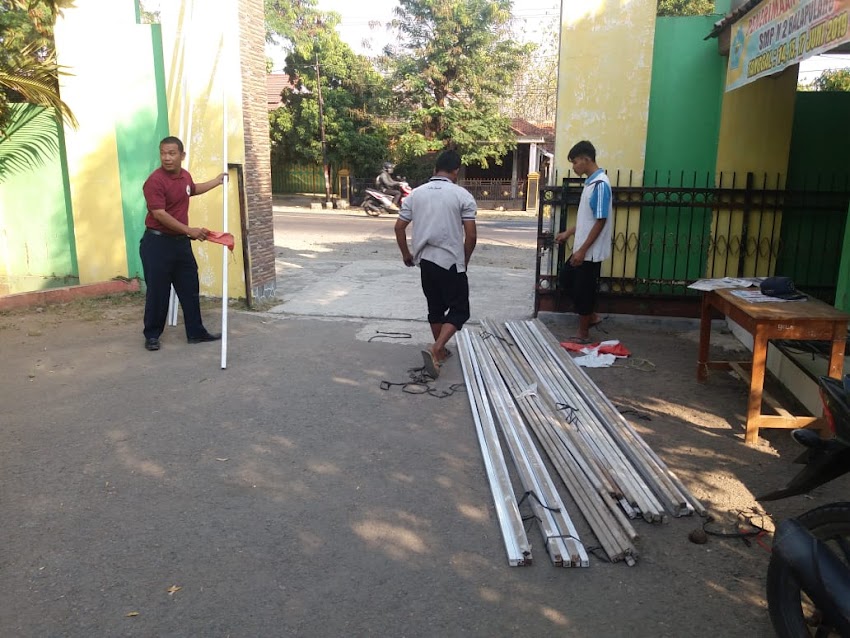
left=778, top=92, right=850, bottom=302
left=0, top=105, right=78, bottom=294
left=787, top=92, right=850, bottom=188
left=638, top=16, right=726, bottom=288
left=837, top=202, right=850, bottom=313
left=644, top=16, right=725, bottom=176
left=114, top=24, right=171, bottom=280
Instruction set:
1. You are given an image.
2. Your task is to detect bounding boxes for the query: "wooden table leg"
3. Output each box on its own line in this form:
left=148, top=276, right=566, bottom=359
left=697, top=293, right=711, bottom=382
left=828, top=326, right=847, bottom=379
left=745, top=325, right=769, bottom=446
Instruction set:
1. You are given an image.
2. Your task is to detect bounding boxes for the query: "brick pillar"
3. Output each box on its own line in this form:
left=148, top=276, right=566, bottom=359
left=238, top=0, right=276, bottom=304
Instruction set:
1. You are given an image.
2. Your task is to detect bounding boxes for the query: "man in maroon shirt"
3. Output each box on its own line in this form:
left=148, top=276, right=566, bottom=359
left=140, top=136, right=225, bottom=351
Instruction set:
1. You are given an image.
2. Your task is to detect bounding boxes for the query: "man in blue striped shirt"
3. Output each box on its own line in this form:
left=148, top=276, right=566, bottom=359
left=555, top=140, right=614, bottom=343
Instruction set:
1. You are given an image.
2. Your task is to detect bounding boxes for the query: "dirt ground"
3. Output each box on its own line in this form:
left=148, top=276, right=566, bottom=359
left=2, top=211, right=848, bottom=637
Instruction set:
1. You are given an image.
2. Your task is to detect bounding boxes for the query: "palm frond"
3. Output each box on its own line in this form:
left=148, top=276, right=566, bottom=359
left=0, top=47, right=78, bottom=129
left=0, top=104, right=61, bottom=183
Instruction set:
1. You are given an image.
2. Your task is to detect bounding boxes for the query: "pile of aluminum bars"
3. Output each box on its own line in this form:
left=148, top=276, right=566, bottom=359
left=458, top=319, right=706, bottom=567
left=458, top=329, right=588, bottom=567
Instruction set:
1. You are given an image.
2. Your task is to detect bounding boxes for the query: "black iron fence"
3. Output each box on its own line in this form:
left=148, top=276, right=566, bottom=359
left=460, top=178, right=527, bottom=202
left=536, top=171, right=850, bottom=314
left=348, top=176, right=528, bottom=207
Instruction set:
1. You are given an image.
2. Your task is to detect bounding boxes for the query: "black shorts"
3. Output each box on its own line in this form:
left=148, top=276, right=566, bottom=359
left=559, top=258, right=602, bottom=316
left=419, top=259, right=470, bottom=330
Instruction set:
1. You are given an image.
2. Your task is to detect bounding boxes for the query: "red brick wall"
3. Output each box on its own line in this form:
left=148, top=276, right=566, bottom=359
left=238, top=0, right=276, bottom=303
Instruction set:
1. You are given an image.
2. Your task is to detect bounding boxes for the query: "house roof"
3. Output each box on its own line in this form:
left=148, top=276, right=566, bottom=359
left=510, top=118, right=550, bottom=141
left=268, top=73, right=292, bottom=111
left=705, top=0, right=761, bottom=39
left=510, top=118, right=555, bottom=151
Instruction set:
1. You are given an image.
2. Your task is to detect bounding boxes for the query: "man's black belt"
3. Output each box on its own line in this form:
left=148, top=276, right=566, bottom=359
left=145, top=228, right=187, bottom=239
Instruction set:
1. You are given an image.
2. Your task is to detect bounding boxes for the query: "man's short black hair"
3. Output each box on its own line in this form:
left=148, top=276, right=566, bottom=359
left=568, top=140, right=596, bottom=163
left=160, top=136, right=185, bottom=153
left=435, top=149, right=462, bottom=173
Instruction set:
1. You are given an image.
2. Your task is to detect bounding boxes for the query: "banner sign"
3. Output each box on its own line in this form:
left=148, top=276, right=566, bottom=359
left=726, top=0, right=850, bottom=91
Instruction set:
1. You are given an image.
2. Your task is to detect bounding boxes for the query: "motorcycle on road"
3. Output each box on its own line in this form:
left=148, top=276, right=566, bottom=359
left=360, top=181, right=411, bottom=217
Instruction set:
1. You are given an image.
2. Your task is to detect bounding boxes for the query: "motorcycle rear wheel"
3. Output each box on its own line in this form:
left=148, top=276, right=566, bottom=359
left=767, top=502, right=850, bottom=637
left=363, top=203, right=381, bottom=217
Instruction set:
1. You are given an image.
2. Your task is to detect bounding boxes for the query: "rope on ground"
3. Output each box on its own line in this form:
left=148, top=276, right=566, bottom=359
left=368, top=331, right=412, bottom=343
left=613, top=357, right=656, bottom=372
left=617, top=407, right=652, bottom=421
left=380, top=366, right=465, bottom=399
left=701, top=508, right=772, bottom=553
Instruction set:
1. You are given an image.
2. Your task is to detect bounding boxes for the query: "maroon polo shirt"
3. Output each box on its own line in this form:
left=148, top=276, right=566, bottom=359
left=143, top=167, right=196, bottom=233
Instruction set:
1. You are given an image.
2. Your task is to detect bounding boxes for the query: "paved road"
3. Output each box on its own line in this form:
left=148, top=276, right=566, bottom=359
left=269, top=210, right=539, bottom=342
left=272, top=209, right=538, bottom=251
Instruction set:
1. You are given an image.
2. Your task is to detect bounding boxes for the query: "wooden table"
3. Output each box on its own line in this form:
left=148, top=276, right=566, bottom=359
left=698, top=288, right=849, bottom=445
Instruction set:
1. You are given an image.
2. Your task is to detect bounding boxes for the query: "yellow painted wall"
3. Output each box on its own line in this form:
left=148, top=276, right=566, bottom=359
left=159, top=0, right=247, bottom=297
left=54, top=0, right=139, bottom=284
left=553, top=0, right=657, bottom=280
left=710, top=65, right=799, bottom=277
left=554, top=0, right=656, bottom=177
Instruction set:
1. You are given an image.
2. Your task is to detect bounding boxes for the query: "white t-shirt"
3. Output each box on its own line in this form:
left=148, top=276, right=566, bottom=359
left=574, top=169, right=613, bottom=263
left=399, top=176, right=477, bottom=272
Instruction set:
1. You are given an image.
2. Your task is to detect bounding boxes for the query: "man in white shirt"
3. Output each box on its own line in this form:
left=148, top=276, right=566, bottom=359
left=555, top=140, right=613, bottom=343
left=394, top=150, right=478, bottom=378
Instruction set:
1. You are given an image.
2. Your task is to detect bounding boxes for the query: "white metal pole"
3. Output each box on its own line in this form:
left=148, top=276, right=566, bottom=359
left=168, top=69, right=191, bottom=328
left=220, top=85, right=229, bottom=370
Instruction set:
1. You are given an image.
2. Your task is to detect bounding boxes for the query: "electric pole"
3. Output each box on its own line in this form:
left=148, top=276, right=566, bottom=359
left=315, top=54, right=331, bottom=205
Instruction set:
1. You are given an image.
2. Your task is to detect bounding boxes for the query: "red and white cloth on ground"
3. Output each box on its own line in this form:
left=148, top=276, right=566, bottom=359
left=560, top=339, right=631, bottom=368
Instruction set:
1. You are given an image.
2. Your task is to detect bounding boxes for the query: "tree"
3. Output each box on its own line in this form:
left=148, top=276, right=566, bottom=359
left=264, top=0, right=322, bottom=49
left=1, top=0, right=75, bottom=132
left=383, top=0, right=533, bottom=168
left=268, top=10, right=392, bottom=178
left=0, top=0, right=76, bottom=181
left=504, top=17, right=557, bottom=124
left=813, top=68, right=850, bottom=92
left=656, top=0, right=715, bottom=16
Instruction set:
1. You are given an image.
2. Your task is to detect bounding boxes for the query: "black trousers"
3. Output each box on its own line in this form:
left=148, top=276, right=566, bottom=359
left=139, top=232, right=206, bottom=339
left=559, top=258, right=602, bottom=316
left=419, top=259, right=470, bottom=330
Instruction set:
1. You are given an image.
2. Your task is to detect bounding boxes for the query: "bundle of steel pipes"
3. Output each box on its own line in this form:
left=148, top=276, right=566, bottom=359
left=457, top=319, right=706, bottom=567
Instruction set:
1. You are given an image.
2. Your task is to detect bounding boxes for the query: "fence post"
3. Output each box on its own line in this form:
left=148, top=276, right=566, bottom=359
left=526, top=172, right=539, bottom=212
left=837, top=202, right=850, bottom=312
left=338, top=168, right=350, bottom=201
left=737, top=172, right=754, bottom=277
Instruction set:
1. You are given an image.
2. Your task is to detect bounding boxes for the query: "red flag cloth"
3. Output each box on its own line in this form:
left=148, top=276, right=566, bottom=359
left=560, top=340, right=632, bottom=357
left=206, top=231, right=234, bottom=252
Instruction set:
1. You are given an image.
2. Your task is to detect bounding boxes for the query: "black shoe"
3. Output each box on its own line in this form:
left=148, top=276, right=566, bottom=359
left=145, top=338, right=161, bottom=351
left=188, top=332, right=221, bottom=344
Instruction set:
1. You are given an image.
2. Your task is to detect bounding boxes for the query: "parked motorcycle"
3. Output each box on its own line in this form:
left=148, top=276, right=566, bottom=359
left=758, top=374, right=850, bottom=637
left=360, top=181, right=411, bottom=217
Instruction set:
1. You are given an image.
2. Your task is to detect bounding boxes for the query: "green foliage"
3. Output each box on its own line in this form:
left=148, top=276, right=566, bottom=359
left=0, top=103, right=59, bottom=182
left=0, top=0, right=75, bottom=182
left=813, top=68, right=850, bottom=92
left=656, top=0, right=716, bottom=16
left=0, top=1, right=76, bottom=117
left=264, top=0, right=322, bottom=47
left=267, top=9, right=392, bottom=178
left=383, top=0, right=532, bottom=168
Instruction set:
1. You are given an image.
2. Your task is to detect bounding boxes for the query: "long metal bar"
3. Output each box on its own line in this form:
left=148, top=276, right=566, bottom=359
left=522, top=320, right=688, bottom=515
left=481, top=325, right=637, bottom=563
left=470, top=332, right=588, bottom=567
left=529, top=320, right=706, bottom=517
left=506, top=321, right=667, bottom=521
left=457, top=331, right=532, bottom=566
